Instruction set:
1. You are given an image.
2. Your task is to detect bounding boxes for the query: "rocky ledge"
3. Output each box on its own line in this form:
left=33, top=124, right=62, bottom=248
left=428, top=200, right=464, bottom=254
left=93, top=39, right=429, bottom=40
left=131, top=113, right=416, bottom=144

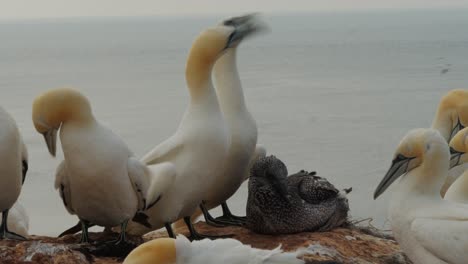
left=0, top=222, right=410, bottom=264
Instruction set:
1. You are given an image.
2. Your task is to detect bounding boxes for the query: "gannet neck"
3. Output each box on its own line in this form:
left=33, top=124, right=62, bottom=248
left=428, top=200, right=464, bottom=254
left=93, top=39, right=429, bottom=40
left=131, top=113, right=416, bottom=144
left=402, top=142, right=449, bottom=197
left=213, top=48, right=247, bottom=112
left=431, top=110, right=453, bottom=141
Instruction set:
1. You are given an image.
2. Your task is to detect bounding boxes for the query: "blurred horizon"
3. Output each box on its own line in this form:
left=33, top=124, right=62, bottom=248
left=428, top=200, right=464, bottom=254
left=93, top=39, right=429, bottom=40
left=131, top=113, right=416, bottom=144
left=1, top=0, right=468, bottom=21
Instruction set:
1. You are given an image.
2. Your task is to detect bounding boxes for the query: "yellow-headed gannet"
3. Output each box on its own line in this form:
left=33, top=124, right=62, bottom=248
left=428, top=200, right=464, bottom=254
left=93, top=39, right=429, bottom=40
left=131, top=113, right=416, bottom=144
left=431, top=89, right=468, bottom=195
left=32, top=88, right=158, bottom=244
left=374, top=128, right=468, bottom=264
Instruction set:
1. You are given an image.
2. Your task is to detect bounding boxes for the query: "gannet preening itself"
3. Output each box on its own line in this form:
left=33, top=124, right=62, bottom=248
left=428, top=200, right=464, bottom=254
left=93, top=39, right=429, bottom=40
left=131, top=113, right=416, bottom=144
left=127, top=18, right=264, bottom=240
left=374, top=128, right=468, bottom=264
left=195, top=14, right=269, bottom=227
left=3, top=202, right=29, bottom=237
left=444, top=127, right=468, bottom=203
left=247, top=156, right=349, bottom=234
left=123, top=235, right=304, bottom=264
left=0, top=106, right=28, bottom=240
left=32, top=88, right=161, bottom=244
left=431, top=89, right=468, bottom=195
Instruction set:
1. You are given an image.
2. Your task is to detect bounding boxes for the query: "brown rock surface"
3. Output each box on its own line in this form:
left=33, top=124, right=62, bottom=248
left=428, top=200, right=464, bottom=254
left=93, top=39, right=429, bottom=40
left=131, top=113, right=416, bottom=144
left=0, top=222, right=410, bottom=264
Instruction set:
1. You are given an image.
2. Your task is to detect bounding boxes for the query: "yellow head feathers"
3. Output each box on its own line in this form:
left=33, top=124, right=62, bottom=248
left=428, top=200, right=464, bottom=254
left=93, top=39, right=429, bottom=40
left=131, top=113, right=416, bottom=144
left=123, top=238, right=177, bottom=264
left=374, top=129, right=447, bottom=199
left=433, top=89, right=468, bottom=140
left=185, top=26, right=235, bottom=96
left=32, top=88, right=93, bottom=156
left=449, top=127, right=468, bottom=168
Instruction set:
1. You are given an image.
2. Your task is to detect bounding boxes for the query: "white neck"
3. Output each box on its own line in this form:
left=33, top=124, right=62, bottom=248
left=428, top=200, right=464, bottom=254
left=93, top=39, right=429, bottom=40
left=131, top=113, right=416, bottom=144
left=213, top=48, right=247, bottom=113
left=397, top=143, right=449, bottom=198
left=431, top=111, right=452, bottom=142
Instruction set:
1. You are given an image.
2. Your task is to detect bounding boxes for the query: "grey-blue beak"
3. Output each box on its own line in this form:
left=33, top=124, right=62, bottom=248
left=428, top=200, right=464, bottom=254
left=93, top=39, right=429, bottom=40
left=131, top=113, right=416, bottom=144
left=43, top=129, right=58, bottom=157
left=374, top=154, right=414, bottom=199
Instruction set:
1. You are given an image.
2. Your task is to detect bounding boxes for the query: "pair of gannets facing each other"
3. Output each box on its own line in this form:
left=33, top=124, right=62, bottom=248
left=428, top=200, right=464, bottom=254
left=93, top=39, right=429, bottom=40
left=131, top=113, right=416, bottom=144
left=374, top=128, right=468, bottom=264
left=32, top=88, right=170, bottom=244
left=197, top=14, right=268, bottom=227
left=247, top=156, right=350, bottom=234
left=0, top=106, right=28, bottom=240
left=431, top=89, right=468, bottom=195
left=123, top=236, right=304, bottom=264
left=126, top=16, right=265, bottom=239
left=444, top=127, right=468, bottom=203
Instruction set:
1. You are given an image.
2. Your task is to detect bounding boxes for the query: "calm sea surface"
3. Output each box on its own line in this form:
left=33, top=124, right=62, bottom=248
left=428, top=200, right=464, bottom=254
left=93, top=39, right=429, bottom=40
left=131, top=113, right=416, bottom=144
left=1, top=9, right=468, bottom=235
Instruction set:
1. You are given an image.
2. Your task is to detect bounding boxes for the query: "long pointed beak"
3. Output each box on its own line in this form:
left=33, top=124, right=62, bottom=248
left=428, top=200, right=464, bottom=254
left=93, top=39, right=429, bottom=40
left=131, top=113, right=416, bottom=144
left=42, top=129, right=58, bottom=157
left=449, top=118, right=465, bottom=141
left=449, top=147, right=465, bottom=169
left=224, top=14, right=269, bottom=49
left=374, top=155, right=413, bottom=199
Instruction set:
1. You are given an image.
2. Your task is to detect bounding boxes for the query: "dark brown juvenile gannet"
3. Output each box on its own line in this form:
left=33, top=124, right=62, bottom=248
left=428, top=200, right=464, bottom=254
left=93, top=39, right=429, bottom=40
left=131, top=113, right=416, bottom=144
left=246, top=155, right=350, bottom=234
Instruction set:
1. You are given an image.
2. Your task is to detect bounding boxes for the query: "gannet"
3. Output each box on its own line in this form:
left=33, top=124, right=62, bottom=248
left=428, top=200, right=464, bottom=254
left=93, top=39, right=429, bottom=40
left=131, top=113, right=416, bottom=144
left=195, top=14, right=268, bottom=227
left=32, top=88, right=161, bottom=244
left=0, top=106, right=27, bottom=240
left=444, top=127, right=468, bottom=203
left=127, top=19, right=263, bottom=240
left=247, top=156, right=349, bottom=234
left=3, top=202, right=29, bottom=237
left=431, top=89, right=468, bottom=195
left=123, top=235, right=304, bottom=264
left=374, top=128, right=468, bottom=264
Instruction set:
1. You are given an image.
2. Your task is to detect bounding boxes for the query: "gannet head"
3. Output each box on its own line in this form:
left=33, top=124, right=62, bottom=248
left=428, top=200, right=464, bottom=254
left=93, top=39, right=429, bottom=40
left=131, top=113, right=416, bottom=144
left=123, top=238, right=176, bottom=264
left=448, top=127, right=468, bottom=169
left=251, top=155, right=289, bottom=198
left=186, top=16, right=267, bottom=93
left=32, top=88, right=93, bottom=156
left=374, top=128, right=447, bottom=199
left=433, top=89, right=468, bottom=141
left=219, top=13, right=269, bottom=48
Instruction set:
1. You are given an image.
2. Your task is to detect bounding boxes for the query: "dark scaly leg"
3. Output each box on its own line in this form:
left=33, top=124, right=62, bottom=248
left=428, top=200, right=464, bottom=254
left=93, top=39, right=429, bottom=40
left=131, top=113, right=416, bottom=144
left=112, top=220, right=129, bottom=245
left=0, top=210, right=26, bottom=240
left=214, top=202, right=246, bottom=224
left=200, top=202, right=240, bottom=227
left=165, top=223, right=176, bottom=238
left=183, top=216, right=233, bottom=241
left=79, top=219, right=91, bottom=243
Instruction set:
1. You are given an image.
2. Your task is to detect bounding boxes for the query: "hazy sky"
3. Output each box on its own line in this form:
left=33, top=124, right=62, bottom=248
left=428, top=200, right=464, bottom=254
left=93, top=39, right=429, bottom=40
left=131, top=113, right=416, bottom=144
left=2, top=0, right=468, bottom=20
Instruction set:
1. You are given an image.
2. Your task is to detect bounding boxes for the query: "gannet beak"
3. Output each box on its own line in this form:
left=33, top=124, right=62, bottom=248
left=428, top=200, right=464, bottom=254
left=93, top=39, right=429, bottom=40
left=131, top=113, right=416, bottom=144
left=374, top=154, right=414, bottom=199
left=224, top=13, right=268, bottom=49
left=450, top=118, right=465, bottom=141
left=449, top=147, right=464, bottom=169
left=42, top=129, right=58, bottom=157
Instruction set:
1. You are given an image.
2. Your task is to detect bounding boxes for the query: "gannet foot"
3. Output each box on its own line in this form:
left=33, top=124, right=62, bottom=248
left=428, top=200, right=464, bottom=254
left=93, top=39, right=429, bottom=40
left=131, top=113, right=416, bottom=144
left=105, top=220, right=129, bottom=245
left=0, top=210, right=26, bottom=240
left=0, top=230, right=26, bottom=240
left=184, top=216, right=233, bottom=241
left=59, top=221, right=95, bottom=237
left=200, top=203, right=239, bottom=228
left=215, top=202, right=247, bottom=225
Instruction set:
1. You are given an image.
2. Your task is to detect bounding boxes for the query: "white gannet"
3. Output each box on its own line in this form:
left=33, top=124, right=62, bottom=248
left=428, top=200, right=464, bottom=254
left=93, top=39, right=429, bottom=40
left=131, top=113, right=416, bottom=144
left=431, top=89, right=468, bottom=195
left=127, top=19, right=260, bottom=240
left=32, top=88, right=159, bottom=244
left=196, top=14, right=268, bottom=227
left=3, top=202, right=29, bottom=237
left=0, top=106, right=27, bottom=240
left=123, top=236, right=304, bottom=264
left=374, top=128, right=468, bottom=264
left=444, top=127, right=468, bottom=203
